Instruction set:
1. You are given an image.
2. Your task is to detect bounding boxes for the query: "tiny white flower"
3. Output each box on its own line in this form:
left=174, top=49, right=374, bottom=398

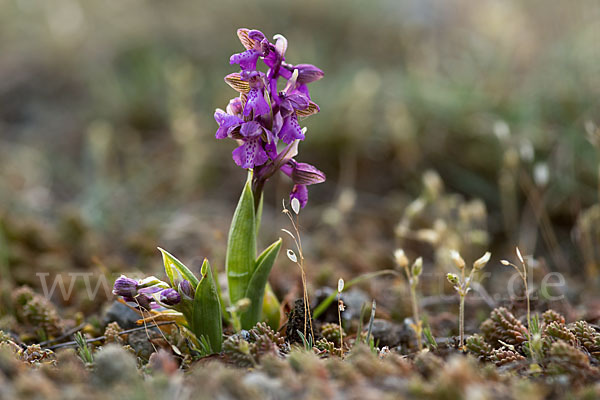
left=338, top=278, right=345, bottom=293
left=394, top=249, right=409, bottom=269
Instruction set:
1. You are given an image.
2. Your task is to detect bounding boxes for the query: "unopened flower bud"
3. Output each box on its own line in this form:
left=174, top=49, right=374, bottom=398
left=394, top=249, right=409, bottom=269
left=473, top=252, right=492, bottom=270
left=411, top=257, right=423, bottom=277
left=112, top=275, right=138, bottom=297
left=294, top=64, right=324, bottom=84
left=125, top=294, right=153, bottom=311
left=450, top=250, right=465, bottom=270
left=159, top=288, right=181, bottom=306
left=447, top=273, right=460, bottom=286
left=178, top=280, right=195, bottom=300
left=226, top=97, right=244, bottom=115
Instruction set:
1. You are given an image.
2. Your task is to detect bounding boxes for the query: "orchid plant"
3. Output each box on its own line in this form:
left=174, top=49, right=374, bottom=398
left=112, top=28, right=325, bottom=355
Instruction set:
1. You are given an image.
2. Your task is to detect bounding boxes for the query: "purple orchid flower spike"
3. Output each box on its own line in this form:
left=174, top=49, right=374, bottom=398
left=217, top=28, right=325, bottom=208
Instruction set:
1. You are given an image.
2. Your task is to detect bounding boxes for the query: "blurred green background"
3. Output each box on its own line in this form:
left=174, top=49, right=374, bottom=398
left=1, top=0, right=599, bottom=288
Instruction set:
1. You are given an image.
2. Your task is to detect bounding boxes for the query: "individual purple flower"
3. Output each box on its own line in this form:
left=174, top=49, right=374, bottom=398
left=230, top=29, right=270, bottom=71
left=279, top=91, right=309, bottom=118
left=231, top=121, right=269, bottom=169
left=214, top=110, right=243, bottom=139
left=279, top=63, right=324, bottom=100
left=275, top=71, right=310, bottom=143
left=112, top=275, right=138, bottom=297
left=226, top=97, right=244, bottom=116
left=159, top=288, right=182, bottom=306
left=281, top=160, right=326, bottom=208
left=242, top=71, right=269, bottom=117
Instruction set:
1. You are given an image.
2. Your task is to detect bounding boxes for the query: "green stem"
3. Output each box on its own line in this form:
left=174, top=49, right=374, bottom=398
left=404, top=265, right=422, bottom=351
left=459, top=293, right=465, bottom=349
left=251, top=174, right=264, bottom=214
left=410, top=283, right=423, bottom=351
left=524, top=269, right=531, bottom=342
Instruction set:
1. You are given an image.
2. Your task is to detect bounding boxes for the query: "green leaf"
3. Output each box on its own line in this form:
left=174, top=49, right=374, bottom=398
left=226, top=171, right=256, bottom=306
left=158, top=247, right=200, bottom=288
left=192, top=259, right=223, bottom=353
left=255, top=193, right=264, bottom=237
left=240, top=238, right=282, bottom=329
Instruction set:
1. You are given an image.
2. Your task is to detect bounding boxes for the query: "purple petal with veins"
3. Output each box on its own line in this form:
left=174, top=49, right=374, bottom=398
left=278, top=113, right=304, bottom=144
left=291, top=162, right=326, bottom=185
left=230, top=49, right=261, bottom=71
left=240, top=121, right=263, bottom=138
left=232, top=137, right=268, bottom=169
left=244, top=88, right=270, bottom=116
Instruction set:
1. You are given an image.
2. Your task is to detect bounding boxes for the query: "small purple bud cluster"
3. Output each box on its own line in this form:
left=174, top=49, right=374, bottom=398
left=215, top=28, right=326, bottom=208
left=112, top=275, right=187, bottom=310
